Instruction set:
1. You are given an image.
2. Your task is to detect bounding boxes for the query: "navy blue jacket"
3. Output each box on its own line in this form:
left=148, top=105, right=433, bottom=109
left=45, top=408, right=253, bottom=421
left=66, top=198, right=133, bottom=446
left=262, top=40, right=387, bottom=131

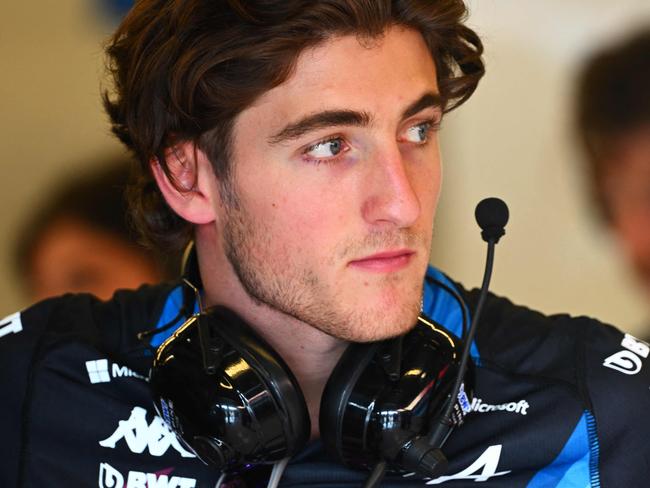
left=1, top=266, right=648, bottom=487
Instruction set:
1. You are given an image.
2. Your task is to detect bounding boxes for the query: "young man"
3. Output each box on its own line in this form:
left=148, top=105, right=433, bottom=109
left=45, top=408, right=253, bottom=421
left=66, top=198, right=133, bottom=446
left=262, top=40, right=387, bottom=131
left=1, top=1, right=648, bottom=487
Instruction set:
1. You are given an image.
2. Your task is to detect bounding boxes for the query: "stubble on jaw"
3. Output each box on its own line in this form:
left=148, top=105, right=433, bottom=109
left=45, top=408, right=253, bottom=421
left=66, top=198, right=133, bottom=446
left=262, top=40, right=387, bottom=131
left=220, top=197, right=427, bottom=342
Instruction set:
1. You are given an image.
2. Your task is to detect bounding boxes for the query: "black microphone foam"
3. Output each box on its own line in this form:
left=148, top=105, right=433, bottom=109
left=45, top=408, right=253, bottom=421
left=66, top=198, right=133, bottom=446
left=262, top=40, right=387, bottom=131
left=475, top=197, right=509, bottom=243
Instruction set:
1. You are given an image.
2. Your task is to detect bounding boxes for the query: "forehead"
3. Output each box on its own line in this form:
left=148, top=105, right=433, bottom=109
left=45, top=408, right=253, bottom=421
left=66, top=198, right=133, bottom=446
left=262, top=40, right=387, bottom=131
left=290, top=26, right=437, bottom=93
left=236, top=26, right=439, bottom=131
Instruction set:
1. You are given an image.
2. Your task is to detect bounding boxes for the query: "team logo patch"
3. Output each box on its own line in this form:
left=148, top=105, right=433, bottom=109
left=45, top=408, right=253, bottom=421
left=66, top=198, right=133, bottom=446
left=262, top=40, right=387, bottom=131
left=603, top=334, right=649, bottom=376
left=426, top=445, right=511, bottom=484
left=470, top=397, right=529, bottom=416
left=87, top=360, right=111, bottom=384
left=98, top=462, right=196, bottom=488
left=86, top=359, right=147, bottom=384
left=0, top=311, right=22, bottom=339
left=99, top=406, right=194, bottom=458
left=402, top=445, right=511, bottom=484
left=457, top=383, right=472, bottom=414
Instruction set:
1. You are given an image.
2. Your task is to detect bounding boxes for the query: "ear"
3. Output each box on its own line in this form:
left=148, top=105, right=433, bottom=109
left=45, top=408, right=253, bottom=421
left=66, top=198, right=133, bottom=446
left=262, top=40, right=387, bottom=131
left=150, top=142, right=217, bottom=225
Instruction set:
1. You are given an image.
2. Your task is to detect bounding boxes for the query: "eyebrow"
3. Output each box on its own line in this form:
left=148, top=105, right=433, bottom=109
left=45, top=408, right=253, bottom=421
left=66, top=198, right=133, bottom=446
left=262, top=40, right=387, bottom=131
left=267, top=91, right=443, bottom=146
left=268, top=110, right=372, bottom=145
left=401, top=92, right=444, bottom=119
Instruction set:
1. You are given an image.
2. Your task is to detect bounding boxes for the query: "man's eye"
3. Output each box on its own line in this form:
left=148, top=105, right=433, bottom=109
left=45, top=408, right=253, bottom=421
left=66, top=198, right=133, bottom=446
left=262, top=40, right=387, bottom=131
left=305, top=137, right=345, bottom=159
left=403, top=121, right=438, bottom=144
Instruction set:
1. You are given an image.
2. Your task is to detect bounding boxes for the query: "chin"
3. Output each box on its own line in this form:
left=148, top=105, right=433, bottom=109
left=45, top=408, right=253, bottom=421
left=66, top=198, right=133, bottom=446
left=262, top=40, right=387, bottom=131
left=344, top=304, right=421, bottom=343
left=344, top=280, right=424, bottom=342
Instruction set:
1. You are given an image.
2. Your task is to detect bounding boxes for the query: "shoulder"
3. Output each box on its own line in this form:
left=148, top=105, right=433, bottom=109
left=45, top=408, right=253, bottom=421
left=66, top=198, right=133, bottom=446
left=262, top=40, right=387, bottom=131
left=576, top=319, right=650, bottom=484
left=463, top=283, right=649, bottom=412
left=0, top=283, right=177, bottom=417
left=459, top=285, right=650, bottom=484
left=0, top=283, right=189, bottom=487
left=1, top=283, right=175, bottom=354
left=461, top=286, right=622, bottom=378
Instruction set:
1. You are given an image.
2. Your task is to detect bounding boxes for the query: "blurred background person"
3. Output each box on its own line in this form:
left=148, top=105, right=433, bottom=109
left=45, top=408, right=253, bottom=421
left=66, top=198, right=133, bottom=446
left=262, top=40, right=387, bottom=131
left=13, top=159, right=179, bottom=303
left=575, top=27, right=650, bottom=307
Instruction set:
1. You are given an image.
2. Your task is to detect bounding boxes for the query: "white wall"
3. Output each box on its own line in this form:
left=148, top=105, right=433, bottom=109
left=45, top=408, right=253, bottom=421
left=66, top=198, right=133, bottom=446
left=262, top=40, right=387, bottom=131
left=432, top=0, right=650, bottom=334
left=1, top=1, right=648, bottom=335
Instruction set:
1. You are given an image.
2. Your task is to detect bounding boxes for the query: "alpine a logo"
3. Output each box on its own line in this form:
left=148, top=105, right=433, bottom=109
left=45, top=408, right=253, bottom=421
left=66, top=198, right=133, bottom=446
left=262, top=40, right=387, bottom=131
left=426, top=445, right=510, bottom=484
left=86, top=359, right=147, bottom=384
left=99, top=406, right=195, bottom=458
left=603, top=333, right=649, bottom=375
left=0, top=311, right=22, bottom=338
left=99, top=462, right=196, bottom=488
left=470, top=397, right=529, bottom=416
left=402, top=445, right=511, bottom=484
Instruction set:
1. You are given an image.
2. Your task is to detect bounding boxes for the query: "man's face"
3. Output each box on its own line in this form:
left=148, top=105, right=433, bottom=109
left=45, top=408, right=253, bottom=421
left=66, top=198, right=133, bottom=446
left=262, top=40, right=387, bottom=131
left=215, top=26, right=442, bottom=342
left=604, top=127, right=650, bottom=299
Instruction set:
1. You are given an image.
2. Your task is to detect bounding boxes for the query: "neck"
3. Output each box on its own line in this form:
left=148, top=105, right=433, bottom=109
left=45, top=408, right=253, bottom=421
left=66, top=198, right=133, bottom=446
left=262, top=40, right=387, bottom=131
left=194, top=227, right=348, bottom=438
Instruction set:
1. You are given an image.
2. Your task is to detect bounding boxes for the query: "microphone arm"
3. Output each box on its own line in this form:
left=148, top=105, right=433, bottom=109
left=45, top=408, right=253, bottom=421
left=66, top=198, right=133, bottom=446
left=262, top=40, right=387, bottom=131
left=428, top=197, right=508, bottom=447
left=363, top=197, right=509, bottom=487
left=427, top=239, right=494, bottom=447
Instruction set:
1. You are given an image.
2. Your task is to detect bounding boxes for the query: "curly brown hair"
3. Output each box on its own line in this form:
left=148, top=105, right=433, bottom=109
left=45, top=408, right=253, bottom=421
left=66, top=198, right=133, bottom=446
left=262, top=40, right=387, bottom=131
left=104, top=0, right=484, bottom=251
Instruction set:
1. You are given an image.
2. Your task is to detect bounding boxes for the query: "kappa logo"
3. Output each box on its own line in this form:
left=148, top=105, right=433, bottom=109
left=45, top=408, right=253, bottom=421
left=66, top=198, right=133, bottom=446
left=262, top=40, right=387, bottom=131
left=99, top=406, right=195, bottom=458
left=0, top=311, right=22, bottom=339
left=86, top=359, right=147, bottom=384
left=98, top=462, right=196, bottom=488
left=470, top=397, right=529, bottom=416
left=603, top=333, right=649, bottom=376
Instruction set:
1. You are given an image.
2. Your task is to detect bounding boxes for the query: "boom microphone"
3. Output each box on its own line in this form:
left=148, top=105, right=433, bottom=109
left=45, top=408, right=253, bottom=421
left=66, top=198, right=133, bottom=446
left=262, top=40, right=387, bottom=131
left=425, top=197, right=509, bottom=457
left=475, top=197, right=509, bottom=243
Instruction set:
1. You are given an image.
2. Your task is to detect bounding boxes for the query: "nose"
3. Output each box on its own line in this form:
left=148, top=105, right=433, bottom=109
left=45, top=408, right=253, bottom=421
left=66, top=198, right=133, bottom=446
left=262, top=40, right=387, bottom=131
left=361, top=145, right=421, bottom=228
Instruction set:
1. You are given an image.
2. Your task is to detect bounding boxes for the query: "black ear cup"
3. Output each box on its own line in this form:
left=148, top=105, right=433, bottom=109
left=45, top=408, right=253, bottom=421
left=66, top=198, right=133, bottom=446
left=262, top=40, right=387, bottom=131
left=150, top=307, right=473, bottom=479
left=150, top=306, right=310, bottom=471
left=319, top=314, right=473, bottom=478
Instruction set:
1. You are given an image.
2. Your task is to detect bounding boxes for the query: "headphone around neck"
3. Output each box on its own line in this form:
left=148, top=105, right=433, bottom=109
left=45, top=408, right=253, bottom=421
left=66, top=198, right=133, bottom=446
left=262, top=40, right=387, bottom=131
left=149, top=257, right=474, bottom=484
left=150, top=198, right=508, bottom=486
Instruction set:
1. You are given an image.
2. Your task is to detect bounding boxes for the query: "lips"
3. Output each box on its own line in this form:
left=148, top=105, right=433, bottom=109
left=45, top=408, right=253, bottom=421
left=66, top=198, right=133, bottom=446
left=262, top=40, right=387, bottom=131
left=348, top=249, right=415, bottom=273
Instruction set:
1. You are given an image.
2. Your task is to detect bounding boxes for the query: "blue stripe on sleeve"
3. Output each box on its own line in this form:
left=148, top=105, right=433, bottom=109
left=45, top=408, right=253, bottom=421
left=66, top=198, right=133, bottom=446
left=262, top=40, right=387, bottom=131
left=526, top=412, right=598, bottom=488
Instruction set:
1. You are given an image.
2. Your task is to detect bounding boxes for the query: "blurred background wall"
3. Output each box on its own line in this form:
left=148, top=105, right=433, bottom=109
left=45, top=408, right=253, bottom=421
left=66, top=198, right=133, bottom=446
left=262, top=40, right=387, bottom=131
left=433, top=0, right=650, bottom=335
left=0, top=0, right=126, bottom=309
left=1, top=0, right=649, bottom=335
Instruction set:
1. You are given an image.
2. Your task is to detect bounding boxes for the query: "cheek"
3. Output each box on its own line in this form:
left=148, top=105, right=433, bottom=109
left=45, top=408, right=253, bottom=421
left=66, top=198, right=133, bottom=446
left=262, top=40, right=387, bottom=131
left=427, top=162, right=442, bottom=203
left=256, top=181, right=350, bottom=268
left=411, top=154, right=442, bottom=217
left=271, top=190, right=348, bottom=240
